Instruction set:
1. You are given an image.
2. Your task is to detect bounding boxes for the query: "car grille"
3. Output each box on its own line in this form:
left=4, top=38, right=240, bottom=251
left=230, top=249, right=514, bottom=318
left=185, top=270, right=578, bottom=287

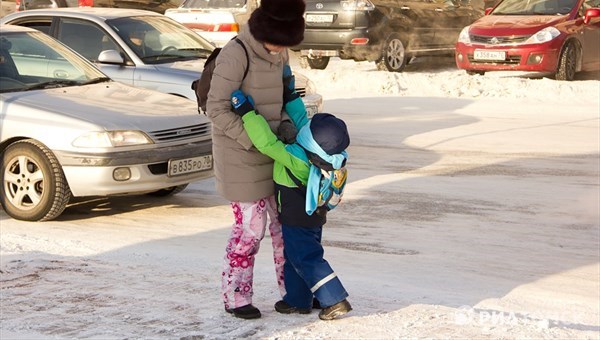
left=148, top=163, right=169, bottom=175
left=467, top=54, right=521, bottom=65
left=148, top=123, right=211, bottom=142
left=470, top=34, right=530, bottom=45
left=296, top=86, right=307, bottom=97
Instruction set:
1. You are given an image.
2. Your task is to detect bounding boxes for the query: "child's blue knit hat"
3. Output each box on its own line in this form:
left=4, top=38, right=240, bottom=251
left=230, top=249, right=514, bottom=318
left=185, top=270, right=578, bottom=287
left=309, top=113, right=350, bottom=155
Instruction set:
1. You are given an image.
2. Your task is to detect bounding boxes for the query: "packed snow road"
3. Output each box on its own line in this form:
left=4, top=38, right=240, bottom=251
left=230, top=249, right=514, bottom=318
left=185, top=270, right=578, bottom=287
left=1, top=57, right=599, bottom=339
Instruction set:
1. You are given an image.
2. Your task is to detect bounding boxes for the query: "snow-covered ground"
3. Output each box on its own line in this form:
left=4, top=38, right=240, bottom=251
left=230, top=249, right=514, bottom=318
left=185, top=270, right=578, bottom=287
left=1, top=55, right=599, bottom=339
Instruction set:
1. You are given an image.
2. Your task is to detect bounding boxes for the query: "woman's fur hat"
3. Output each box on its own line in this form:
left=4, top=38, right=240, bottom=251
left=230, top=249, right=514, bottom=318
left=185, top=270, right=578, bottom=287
left=248, top=0, right=305, bottom=47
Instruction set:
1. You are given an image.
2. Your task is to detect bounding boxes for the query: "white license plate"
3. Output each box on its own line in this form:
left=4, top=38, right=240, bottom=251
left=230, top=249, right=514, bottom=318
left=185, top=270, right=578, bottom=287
left=305, top=104, right=318, bottom=118
left=168, top=155, right=212, bottom=177
left=474, top=50, right=506, bottom=61
left=306, top=14, right=334, bottom=23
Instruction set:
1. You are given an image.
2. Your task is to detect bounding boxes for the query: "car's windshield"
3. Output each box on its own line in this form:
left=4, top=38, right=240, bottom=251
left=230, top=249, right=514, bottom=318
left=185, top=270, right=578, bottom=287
left=492, top=0, right=578, bottom=15
left=180, top=0, right=246, bottom=10
left=108, top=15, right=215, bottom=64
left=0, top=30, right=108, bottom=93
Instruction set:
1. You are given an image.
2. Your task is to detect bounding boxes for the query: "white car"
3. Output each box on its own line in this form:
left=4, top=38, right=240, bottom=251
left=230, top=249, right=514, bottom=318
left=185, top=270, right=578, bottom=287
left=1, top=7, right=324, bottom=116
left=165, top=0, right=258, bottom=48
left=0, top=25, right=213, bottom=221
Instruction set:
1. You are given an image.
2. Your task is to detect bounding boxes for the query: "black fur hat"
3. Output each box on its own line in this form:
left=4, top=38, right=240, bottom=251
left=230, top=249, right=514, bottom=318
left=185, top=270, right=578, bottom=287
left=248, top=0, right=305, bottom=47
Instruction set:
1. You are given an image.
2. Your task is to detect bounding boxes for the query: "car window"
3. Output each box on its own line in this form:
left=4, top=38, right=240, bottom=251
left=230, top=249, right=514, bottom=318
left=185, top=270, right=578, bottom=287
left=579, top=0, right=599, bottom=16
left=20, top=0, right=61, bottom=10
left=107, top=15, right=214, bottom=63
left=493, top=0, right=577, bottom=15
left=14, top=20, right=52, bottom=35
left=0, top=31, right=105, bottom=91
left=57, top=18, right=121, bottom=62
left=583, top=0, right=600, bottom=9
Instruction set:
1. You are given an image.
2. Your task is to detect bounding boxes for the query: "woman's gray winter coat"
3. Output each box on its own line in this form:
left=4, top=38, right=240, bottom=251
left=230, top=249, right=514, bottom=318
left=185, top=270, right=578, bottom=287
left=206, top=24, right=290, bottom=202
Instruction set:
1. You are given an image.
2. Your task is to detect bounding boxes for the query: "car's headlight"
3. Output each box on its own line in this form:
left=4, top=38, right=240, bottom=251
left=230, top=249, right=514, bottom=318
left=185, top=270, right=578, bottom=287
left=73, top=131, right=153, bottom=147
left=305, top=78, right=317, bottom=96
left=525, top=27, right=560, bottom=44
left=458, top=26, right=471, bottom=44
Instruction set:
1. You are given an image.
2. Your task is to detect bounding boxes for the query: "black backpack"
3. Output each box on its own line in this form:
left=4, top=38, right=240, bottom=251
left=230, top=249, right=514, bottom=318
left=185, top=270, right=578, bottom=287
left=192, top=37, right=249, bottom=115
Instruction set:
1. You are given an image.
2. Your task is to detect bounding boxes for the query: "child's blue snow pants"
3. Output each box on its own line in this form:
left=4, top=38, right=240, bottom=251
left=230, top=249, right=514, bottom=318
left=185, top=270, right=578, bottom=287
left=281, top=224, right=348, bottom=309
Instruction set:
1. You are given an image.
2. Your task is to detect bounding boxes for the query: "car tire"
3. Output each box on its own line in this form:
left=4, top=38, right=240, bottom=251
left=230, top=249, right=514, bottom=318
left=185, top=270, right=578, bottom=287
left=377, top=33, right=409, bottom=72
left=147, top=184, right=188, bottom=197
left=1, top=139, right=71, bottom=221
left=306, top=56, right=330, bottom=70
left=555, top=42, right=577, bottom=81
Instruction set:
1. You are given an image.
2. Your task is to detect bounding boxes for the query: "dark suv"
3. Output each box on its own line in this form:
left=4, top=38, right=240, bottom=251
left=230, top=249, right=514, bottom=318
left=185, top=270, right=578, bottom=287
left=293, top=0, right=483, bottom=72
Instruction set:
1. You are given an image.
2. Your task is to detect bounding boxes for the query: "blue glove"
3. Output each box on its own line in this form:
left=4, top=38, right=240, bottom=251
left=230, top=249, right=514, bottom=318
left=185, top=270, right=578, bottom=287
left=231, top=90, right=255, bottom=117
left=283, top=65, right=299, bottom=103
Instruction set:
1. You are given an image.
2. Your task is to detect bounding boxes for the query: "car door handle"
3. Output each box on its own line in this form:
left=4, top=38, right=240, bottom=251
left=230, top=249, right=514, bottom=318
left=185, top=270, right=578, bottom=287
left=54, top=71, right=69, bottom=78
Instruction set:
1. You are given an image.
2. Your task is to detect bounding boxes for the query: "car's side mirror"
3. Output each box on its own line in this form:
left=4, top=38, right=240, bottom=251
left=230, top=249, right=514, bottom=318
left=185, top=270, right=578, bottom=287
left=97, top=50, right=125, bottom=65
left=583, top=8, right=600, bottom=24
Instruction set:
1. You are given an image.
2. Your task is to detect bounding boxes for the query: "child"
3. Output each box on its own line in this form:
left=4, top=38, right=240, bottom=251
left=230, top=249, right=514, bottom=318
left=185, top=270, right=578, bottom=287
left=229, top=69, right=352, bottom=320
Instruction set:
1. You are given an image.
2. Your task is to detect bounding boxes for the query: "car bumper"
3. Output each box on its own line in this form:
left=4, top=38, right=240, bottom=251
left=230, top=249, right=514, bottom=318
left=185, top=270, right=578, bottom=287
left=455, top=41, right=561, bottom=73
left=295, top=28, right=380, bottom=60
left=191, top=30, right=237, bottom=48
left=301, top=93, right=323, bottom=117
left=55, top=140, right=214, bottom=196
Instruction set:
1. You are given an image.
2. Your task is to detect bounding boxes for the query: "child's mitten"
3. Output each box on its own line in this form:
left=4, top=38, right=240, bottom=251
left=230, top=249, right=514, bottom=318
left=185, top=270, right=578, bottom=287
left=231, top=90, right=255, bottom=117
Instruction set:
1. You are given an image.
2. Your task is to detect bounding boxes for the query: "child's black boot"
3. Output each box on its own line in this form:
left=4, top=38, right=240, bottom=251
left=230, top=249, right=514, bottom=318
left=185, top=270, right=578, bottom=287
left=274, top=300, right=311, bottom=314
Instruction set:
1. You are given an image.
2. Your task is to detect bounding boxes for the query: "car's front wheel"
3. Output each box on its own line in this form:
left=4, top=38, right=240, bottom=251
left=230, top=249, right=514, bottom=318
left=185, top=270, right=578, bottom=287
left=555, top=42, right=577, bottom=81
left=1, top=139, right=71, bottom=221
left=377, top=33, right=409, bottom=72
left=304, top=56, right=330, bottom=70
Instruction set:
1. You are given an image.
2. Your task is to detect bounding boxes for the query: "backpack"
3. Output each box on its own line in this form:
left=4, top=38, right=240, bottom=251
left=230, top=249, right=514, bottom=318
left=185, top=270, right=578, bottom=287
left=286, top=166, right=348, bottom=212
left=191, top=37, right=249, bottom=115
left=316, top=167, right=348, bottom=211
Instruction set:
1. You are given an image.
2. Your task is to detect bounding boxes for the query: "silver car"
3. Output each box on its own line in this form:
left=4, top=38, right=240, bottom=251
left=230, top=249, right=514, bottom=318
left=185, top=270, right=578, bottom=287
left=1, top=7, right=324, bottom=116
left=0, top=25, right=213, bottom=221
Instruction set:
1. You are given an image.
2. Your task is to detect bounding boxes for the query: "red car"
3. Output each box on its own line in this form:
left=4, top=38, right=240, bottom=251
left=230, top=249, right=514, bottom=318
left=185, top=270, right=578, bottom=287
left=455, top=0, right=600, bottom=80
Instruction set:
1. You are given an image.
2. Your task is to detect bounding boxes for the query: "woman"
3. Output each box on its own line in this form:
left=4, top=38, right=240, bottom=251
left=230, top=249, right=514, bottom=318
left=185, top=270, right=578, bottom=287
left=205, top=0, right=306, bottom=320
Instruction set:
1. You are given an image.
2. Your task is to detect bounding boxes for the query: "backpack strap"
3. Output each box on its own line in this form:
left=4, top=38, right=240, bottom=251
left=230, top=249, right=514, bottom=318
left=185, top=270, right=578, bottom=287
left=233, top=37, right=249, bottom=81
left=285, top=167, right=306, bottom=192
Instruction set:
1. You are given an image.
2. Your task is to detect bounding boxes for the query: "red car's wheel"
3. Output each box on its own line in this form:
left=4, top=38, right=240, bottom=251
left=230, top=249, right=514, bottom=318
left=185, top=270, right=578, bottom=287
left=555, top=42, right=577, bottom=81
left=466, top=70, right=486, bottom=76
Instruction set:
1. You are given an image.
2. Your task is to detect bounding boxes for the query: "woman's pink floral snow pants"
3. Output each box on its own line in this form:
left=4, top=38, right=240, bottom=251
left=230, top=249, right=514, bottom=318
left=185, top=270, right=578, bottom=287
left=221, top=195, right=285, bottom=310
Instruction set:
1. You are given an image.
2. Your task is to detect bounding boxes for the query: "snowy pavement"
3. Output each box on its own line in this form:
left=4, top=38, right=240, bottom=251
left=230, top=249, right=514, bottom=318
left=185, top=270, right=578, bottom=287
left=1, top=57, right=599, bottom=339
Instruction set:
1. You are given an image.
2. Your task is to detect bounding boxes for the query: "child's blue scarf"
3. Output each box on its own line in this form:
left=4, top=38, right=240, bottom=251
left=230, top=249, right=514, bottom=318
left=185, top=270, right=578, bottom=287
left=296, top=124, right=348, bottom=215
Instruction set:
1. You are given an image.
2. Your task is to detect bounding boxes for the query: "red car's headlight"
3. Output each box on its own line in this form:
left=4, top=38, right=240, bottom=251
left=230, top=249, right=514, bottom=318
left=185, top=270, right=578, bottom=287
left=525, top=27, right=561, bottom=44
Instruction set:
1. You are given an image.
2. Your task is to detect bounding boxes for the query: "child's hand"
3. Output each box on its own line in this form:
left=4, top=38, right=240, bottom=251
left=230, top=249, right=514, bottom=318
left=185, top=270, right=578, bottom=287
left=231, top=90, right=255, bottom=117
left=277, top=120, right=298, bottom=144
